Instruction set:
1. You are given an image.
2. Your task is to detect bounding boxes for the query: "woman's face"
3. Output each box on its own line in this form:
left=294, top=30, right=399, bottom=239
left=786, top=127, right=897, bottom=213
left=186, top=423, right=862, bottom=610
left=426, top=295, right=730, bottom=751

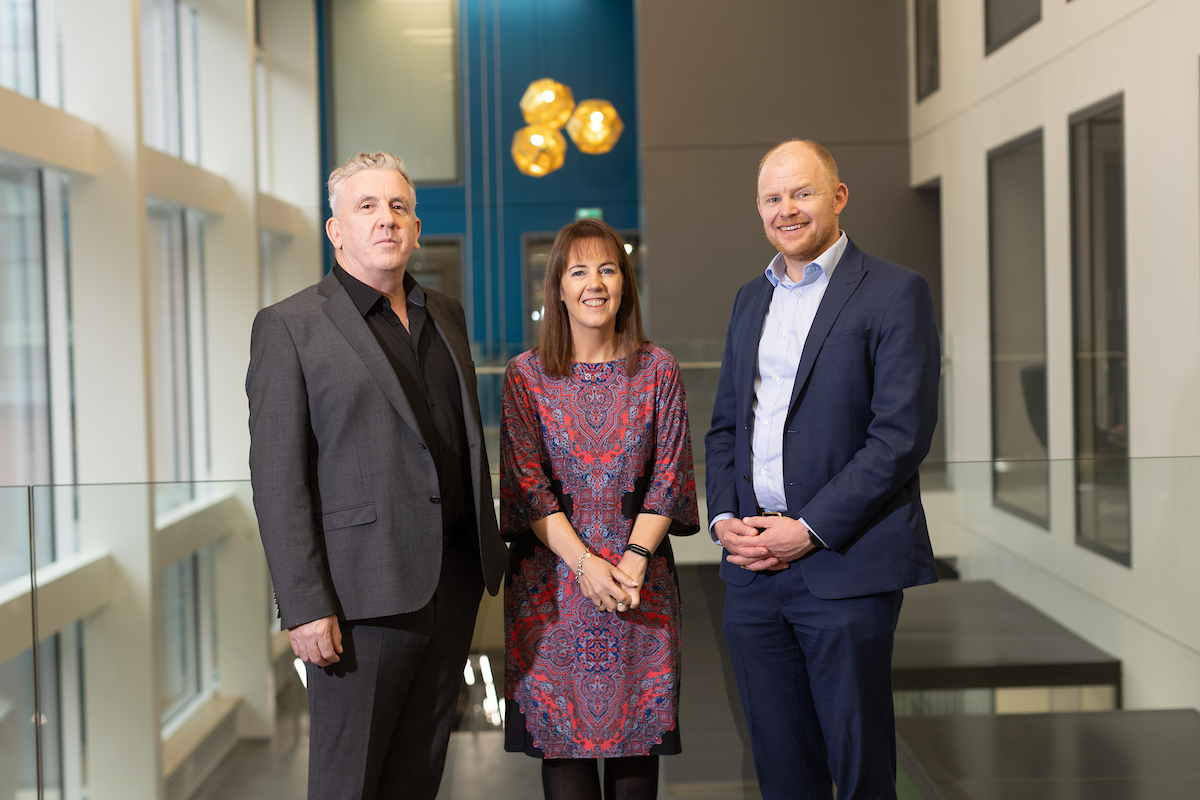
left=560, top=238, right=624, bottom=337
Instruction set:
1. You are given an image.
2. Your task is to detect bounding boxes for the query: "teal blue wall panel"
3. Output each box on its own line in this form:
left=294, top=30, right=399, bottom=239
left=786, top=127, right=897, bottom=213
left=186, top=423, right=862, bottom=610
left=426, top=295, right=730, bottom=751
left=318, top=0, right=639, bottom=360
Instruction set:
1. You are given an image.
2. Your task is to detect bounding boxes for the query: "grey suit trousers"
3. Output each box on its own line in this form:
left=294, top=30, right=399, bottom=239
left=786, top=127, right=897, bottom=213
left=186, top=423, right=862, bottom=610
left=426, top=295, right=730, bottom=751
left=307, top=532, right=483, bottom=800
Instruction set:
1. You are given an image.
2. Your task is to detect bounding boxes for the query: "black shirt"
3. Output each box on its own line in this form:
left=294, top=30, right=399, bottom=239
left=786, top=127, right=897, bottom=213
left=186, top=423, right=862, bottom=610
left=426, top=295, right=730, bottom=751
left=333, top=264, right=473, bottom=535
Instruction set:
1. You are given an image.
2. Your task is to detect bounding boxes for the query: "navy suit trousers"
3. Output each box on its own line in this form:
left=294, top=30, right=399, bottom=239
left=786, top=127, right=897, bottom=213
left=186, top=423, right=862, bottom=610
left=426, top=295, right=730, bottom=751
left=723, top=566, right=903, bottom=800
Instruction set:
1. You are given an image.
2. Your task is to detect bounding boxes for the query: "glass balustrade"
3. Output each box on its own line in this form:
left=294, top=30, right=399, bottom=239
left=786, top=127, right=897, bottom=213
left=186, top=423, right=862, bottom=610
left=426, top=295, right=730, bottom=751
left=0, top=450, right=1196, bottom=797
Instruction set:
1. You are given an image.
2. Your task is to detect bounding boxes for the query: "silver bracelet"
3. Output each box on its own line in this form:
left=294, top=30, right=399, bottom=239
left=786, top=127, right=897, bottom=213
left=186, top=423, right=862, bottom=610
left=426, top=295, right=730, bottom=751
left=574, top=550, right=592, bottom=581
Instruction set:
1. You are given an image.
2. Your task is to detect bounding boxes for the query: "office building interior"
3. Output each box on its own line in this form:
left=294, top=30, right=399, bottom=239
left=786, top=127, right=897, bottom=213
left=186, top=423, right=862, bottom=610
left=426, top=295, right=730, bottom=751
left=3, top=0, right=1200, bottom=797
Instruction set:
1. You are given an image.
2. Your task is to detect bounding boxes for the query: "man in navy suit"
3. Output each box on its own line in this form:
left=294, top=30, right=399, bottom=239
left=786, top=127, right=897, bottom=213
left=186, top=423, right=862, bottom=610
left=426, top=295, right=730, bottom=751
left=705, top=140, right=940, bottom=799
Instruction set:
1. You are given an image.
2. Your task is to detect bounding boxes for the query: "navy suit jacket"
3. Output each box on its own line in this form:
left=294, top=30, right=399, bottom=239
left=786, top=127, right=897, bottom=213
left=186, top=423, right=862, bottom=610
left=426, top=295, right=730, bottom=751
left=704, top=238, right=940, bottom=599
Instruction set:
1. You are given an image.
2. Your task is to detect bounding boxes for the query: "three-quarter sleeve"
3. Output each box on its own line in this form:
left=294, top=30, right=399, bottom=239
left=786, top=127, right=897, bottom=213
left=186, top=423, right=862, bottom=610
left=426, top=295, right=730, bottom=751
left=642, top=353, right=701, bottom=535
left=500, top=358, right=563, bottom=539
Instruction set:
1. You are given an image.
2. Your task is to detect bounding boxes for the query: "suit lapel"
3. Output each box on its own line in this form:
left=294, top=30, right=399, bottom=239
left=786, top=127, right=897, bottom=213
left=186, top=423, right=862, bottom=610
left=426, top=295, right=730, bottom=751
left=738, top=276, right=775, bottom=423
left=787, top=242, right=868, bottom=411
left=318, top=272, right=423, bottom=438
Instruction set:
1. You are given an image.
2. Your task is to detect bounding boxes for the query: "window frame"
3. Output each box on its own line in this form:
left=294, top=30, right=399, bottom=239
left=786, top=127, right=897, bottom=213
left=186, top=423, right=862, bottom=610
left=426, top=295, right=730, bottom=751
left=985, top=0, right=1041, bottom=55
left=986, top=128, right=1050, bottom=529
left=915, top=0, right=940, bottom=101
left=1068, top=92, right=1131, bottom=567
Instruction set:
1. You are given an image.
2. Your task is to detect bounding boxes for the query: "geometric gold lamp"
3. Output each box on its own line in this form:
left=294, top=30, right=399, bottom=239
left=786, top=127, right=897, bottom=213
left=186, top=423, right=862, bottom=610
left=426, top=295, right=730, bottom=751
left=565, top=99, right=624, bottom=155
left=511, top=124, right=567, bottom=177
left=519, top=78, right=575, bottom=128
left=512, top=77, right=623, bottom=176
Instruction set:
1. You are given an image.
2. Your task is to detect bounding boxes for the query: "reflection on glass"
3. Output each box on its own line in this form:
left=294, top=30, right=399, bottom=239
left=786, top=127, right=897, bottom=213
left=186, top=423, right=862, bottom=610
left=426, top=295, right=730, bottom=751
left=0, top=162, right=51, bottom=488
left=0, top=639, right=63, bottom=800
left=985, top=0, right=1040, bottom=54
left=0, top=489, right=35, bottom=800
left=523, top=236, right=553, bottom=348
left=329, top=0, right=459, bottom=182
left=1072, top=100, right=1129, bottom=565
left=915, top=0, right=939, bottom=101
left=407, top=238, right=461, bottom=301
left=988, top=133, right=1048, bottom=526
left=894, top=688, right=993, bottom=717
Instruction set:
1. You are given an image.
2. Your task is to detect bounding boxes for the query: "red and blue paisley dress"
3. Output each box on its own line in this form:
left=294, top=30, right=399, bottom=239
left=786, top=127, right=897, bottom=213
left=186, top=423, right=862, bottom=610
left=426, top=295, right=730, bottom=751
left=500, top=345, right=699, bottom=759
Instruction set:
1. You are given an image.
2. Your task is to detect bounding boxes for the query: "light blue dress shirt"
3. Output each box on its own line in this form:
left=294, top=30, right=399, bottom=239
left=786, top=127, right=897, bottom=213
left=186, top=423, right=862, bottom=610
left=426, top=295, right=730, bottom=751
left=710, top=231, right=849, bottom=545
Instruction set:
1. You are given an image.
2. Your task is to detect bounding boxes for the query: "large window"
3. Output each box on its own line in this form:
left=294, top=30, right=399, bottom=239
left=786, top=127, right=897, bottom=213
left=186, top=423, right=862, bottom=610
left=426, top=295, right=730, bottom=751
left=986, top=0, right=1040, bottom=54
left=0, top=158, right=75, bottom=526
left=915, top=0, right=939, bottom=101
left=328, top=0, right=460, bottom=182
left=146, top=206, right=209, bottom=504
left=141, top=0, right=200, bottom=162
left=988, top=132, right=1048, bottom=526
left=0, top=0, right=61, bottom=104
left=159, top=544, right=217, bottom=729
left=0, top=159, right=76, bottom=800
left=0, top=162, right=51, bottom=487
left=1070, top=97, right=1129, bottom=565
left=0, top=0, right=36, bottom=96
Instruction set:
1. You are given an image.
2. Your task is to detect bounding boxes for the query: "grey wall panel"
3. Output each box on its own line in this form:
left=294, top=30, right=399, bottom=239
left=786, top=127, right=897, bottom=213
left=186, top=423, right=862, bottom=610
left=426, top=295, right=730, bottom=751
left=639, top=0, right=940, bottom=348
left=644, top=143, right=942, bottom=342
left=639, top=0, right=909, bottom=149
left=642, top=145, right=775, bottom=346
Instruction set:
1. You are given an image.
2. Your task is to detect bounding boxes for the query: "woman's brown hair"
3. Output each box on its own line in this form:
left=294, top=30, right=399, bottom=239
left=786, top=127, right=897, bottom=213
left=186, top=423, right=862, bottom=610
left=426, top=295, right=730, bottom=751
left=538, top=218, right=648, bottom=377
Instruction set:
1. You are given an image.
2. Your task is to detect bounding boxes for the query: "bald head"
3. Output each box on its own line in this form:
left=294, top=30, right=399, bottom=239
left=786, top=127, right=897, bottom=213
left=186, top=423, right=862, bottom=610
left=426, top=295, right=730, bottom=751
left=758, top=140, right=840, bottom=188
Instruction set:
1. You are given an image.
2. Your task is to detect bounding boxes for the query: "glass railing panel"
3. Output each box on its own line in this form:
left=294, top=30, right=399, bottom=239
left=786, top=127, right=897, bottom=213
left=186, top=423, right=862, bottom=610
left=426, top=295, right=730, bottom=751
left=0, top=485, right=39, bottom=800
left=30, top=484, right=72, bottom=799
left=0, top=461, right=1195, bottom=796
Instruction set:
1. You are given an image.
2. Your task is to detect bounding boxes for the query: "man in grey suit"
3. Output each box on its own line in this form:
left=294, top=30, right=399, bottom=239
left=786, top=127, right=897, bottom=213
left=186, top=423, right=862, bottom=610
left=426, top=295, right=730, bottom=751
left=247, top=151, right=507, bottom=800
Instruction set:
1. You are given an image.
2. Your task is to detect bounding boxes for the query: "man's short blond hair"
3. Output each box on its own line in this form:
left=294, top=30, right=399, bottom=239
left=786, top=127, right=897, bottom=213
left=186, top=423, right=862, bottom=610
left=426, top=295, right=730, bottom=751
left=327, top=151, right=415, bottom=216
left=757, top=139, right=840, bottom=187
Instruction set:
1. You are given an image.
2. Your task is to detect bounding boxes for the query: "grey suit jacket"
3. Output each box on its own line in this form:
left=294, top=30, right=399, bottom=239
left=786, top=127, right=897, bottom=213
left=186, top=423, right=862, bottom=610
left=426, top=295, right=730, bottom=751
left=247, top=270, right=507, bottom=629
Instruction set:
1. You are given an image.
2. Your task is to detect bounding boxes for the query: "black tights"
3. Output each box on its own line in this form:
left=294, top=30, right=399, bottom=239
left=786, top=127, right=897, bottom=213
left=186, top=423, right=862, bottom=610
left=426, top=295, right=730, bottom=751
left=541, top=756, right=659, bottom=800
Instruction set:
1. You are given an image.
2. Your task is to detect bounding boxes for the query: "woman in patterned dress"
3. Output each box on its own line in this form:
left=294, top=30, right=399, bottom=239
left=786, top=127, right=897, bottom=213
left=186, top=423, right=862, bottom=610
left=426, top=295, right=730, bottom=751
left=500, top=218, right=699, bottom=800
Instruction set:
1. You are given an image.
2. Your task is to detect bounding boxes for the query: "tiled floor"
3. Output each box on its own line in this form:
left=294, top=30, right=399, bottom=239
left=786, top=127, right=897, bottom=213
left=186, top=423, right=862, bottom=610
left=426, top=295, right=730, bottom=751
left=192, top=670, right=760, bottom=800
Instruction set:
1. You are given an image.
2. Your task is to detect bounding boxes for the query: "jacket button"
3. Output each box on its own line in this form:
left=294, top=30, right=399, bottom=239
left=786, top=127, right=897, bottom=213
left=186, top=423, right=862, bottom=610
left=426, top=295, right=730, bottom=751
left=418, top=442, right=427, bottom=450
left=742, top=475, right=750, bottom=483
left=430, top=496, right=441, bottom=504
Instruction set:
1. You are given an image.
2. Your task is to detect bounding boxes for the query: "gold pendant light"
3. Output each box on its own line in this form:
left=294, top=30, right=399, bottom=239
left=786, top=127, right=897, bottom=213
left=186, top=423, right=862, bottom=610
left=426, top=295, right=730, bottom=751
left=519, top=78, right=575, bottom=129
left=511, top=125, right=567, bottom=177
left=566, top=99, right=624, bottom=155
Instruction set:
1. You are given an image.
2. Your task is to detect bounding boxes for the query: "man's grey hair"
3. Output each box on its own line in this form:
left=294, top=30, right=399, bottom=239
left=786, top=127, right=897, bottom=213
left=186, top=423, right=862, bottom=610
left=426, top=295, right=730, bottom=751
left=327, top=151, right=415, bottom=216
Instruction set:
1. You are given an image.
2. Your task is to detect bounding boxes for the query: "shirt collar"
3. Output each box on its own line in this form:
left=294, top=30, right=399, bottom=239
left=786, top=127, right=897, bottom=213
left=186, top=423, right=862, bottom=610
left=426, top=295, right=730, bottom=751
left=333, top=263, right=426, bottom=316
left=764, top=231, right=849, bottom=288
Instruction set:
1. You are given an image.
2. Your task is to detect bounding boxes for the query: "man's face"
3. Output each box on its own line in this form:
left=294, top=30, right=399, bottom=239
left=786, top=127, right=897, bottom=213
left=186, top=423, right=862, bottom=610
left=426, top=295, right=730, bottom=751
left=757, top=145, right=848, bottom=270
left=326, top=168, right=421, bottom=279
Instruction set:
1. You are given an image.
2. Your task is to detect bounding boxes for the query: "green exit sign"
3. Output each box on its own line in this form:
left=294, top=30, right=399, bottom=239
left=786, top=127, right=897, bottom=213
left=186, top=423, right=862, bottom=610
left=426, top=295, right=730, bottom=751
left=575, top=207, right=603, bottom=220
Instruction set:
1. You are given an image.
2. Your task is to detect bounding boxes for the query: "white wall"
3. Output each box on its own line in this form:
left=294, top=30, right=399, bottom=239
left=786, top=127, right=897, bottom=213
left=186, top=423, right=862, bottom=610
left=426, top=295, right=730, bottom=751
left=910, top=0, right=1200, bottom=710
left=911, top=0, right=1200, bottom=462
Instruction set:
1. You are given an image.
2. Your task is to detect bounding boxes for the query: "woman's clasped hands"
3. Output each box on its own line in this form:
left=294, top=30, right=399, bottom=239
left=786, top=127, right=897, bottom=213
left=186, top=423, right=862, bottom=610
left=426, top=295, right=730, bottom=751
left=576, top=550, right=643, bottom=613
